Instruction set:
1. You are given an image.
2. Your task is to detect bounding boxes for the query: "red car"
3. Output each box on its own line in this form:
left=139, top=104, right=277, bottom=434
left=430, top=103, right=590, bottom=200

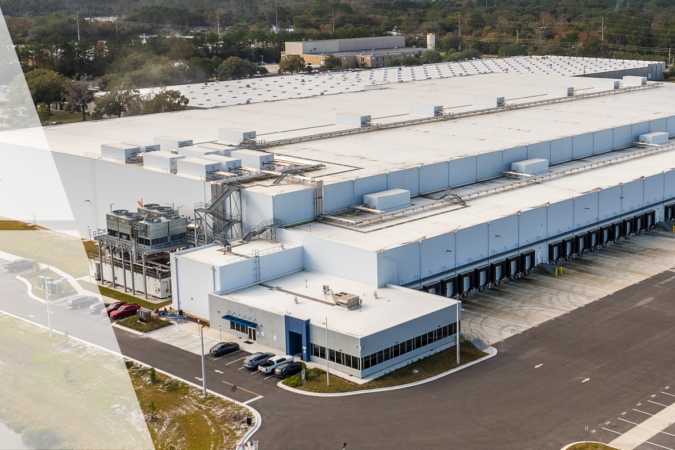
left=110, top=303, right=141, bottom=320
left=101, top=301, right=127, bottom=317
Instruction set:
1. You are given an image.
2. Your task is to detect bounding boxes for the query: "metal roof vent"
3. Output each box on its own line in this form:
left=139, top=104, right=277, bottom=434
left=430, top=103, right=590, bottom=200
left=332, top=292, right=362, bottom=310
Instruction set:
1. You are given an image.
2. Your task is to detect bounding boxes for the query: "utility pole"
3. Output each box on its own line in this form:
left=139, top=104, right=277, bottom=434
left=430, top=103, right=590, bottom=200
left=669, top=48, right=671, bottom=66
left=333, top=10, right=335, bottom=32
left=326, top=317, right=330, bottom=387
left=77, top=13, right=80, bottom=41
left=601, top=17, right=604, bottom=41
left=200, top=324, right=207, bottom=398
left=456, top=300, right=460, bottom=365
left=516, top=29, right=519, bottom=44
left=458, top=13, right=462, bottom=51
left=217, top=12, right=220, bottom=36
left=46, top=282, right=52, bottom=337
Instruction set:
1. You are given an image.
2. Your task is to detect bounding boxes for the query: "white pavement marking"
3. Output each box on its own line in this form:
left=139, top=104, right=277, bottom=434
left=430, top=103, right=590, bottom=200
left=663, top=391, right=675, bottom=397
left=226, top=356, right=247, bottom=365
left=582, top=378, right=590, bottom=383
left=27, top=314, right=34, bottom=318
left=604, top=428, right=674, bottom=450
left=251, top=371, right=260, bottom=376
left=195, top=377, right=202, bottom=381
left=215, top=370, right=223, bottom=374
left=535, top=364, right=543, bottom=368
left=264, top=374, right=276, bottom=380
left=610, top=398, right=675, bottom=450
left=242, top=396, right=263, bottom=405
left=618, top=418, right=675, bottom=437
left=214, top=350, right=241, bottom=361
left=238, top=367, right=246, bottom=370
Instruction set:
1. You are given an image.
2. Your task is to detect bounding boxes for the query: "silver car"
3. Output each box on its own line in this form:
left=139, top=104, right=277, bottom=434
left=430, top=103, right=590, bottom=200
left=243, top=352, right=275, bottom=369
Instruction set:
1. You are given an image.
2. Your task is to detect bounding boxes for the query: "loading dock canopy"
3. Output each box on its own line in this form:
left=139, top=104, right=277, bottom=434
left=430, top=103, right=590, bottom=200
left=222, top=315, right=257, bottom=328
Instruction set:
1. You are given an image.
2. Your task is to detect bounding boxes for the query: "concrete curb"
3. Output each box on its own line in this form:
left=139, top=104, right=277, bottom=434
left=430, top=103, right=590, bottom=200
left=277, top=346, right=497, bottom=397
left=16, top=274, right=46, bottom=304
left=0, top=310, right=262, bottom=450
left=560, top=442, right=618, bottom=450
left=111, top=322, right=146, bottom=336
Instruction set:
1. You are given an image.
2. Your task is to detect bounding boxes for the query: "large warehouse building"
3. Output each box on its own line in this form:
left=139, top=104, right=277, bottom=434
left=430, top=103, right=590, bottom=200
left=4, top=56, right=673, bottom=379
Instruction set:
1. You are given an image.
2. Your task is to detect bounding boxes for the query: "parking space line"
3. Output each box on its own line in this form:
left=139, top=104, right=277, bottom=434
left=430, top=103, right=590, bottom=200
left=662, top=392, right=675, bottom=397
left=618, top=418, right=675, bottom=437
left=225, top=356, right=247, bottom=365
left=602, top=428, right=674, bottom=450
left=649, top=400, right=675, bottom=409
left=215, top=370, right=223, bottom=374
left=214, top=350, right=242, bottom=361
left=238, top=367, right=246, bottom=370
left=242, top=396, right=263, bottom=405
left=28, top=315, right=34, bottom=318
left=264, top=374, right=276, bottom=380
left=222, top=381, right=260, bottom=397
left=634, top=408, right=656, bottom=416
left=250, top=371, right=260, bottom=376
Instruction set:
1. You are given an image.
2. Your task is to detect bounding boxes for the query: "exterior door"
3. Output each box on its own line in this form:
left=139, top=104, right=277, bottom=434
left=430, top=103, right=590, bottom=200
left=248, top=328, right=257, bottom=341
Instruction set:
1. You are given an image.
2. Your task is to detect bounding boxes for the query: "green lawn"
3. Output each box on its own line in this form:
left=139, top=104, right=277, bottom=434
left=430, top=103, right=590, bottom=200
left=565, top=444, right=618, bottom=450
left=117, top=315, right=172, bottom=333
left=79, top=280, right=172, bottom=310
left=285, top=339, right=488, bottom=393
left=45, top=110, right=86, bottom=125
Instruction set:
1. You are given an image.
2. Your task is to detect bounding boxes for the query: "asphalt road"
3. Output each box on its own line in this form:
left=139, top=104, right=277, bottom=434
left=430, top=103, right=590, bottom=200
left=5, top=258, right=675, bottom=449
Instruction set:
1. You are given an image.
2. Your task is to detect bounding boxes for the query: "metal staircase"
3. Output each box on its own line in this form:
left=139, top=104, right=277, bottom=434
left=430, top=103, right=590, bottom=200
left=242, top=218, right=287, bottom=242
left=192, top=184, right=242, bottom=246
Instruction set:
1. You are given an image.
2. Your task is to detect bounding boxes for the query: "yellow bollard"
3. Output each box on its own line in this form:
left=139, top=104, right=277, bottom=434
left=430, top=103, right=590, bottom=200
left=555, top=268, right=558, bottom=276
left=561, top=267, right=563, bottom=275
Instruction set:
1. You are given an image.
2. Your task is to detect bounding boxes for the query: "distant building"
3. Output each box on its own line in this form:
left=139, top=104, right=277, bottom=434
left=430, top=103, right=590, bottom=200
left=282, top=36, right=430, bottom=69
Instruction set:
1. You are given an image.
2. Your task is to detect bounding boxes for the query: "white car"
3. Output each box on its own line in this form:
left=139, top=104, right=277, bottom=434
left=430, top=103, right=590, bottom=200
left=258, top=355, right=294, bottom=374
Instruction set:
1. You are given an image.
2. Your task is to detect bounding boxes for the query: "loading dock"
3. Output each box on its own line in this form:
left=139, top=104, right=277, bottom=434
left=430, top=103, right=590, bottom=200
left=636, top=214, right=645, bottom=233
left=601, top=225, right=613, bottom=245
left=506, top=255, right=520, bottom=278
left=574, top=234, right=587, bottom=253
left=562, top=237, right=575, bottom=258
left=422, top=282, right=441, bottom=295
left=474, top=265, right=489, bottom=289
left=548, top=241, right=562, bottom=262
left=646, top=210, right=656, bottom=228
left=623, top=217, right=636, bottom=236
left=587, top=229, right=600, bottom=249
left=520, top=251, right=535, bottom=273
left=458, top=271, right=474, bottom=294
left=666, top=204, right=675, bottom=222
left=612, top=221, right=623, bottom=241
left=441, top=276, right=458, bottom=298
left=490, top=260, right=506, bottom=283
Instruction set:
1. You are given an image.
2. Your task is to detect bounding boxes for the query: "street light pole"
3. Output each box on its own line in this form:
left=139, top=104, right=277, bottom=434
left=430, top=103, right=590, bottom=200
left=326, top=317, right=330, bottom=387
left=456, top=300, right=460, bottom=365
left=200, top=324, right=207, bottom=398
left=46, top=283, right=53, bottom=337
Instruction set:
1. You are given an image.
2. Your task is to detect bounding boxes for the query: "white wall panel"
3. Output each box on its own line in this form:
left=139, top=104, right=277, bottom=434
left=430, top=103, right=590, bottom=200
left=527, top=141, right=551, bottom=162
left=520, top=207, right=547, bottom=244
left=650, top=118, right=667, bottom=133
left=456, top=224, right=488, bottom=266
left=593, top=129, right=613, bottom=155
left=173, top=252, right=217, bottom=319
left=547, top=199, right=573, bottom=236
left=278, top=229, right=379, bottom=285
left=420, top=161, right=449, bottom=194
left=488, top=215, right=519, bottom=255
left=613, top=125, right=633, bottom=149
left=259, top=247, right=303, bottom=282
left=665, top=170, right=675, bottom=199
left=573, top=192, right=599, bottom=228
left=667, top=116, right=675, bottom=136
left=220, top=259, right=256, bottom=293
left=644, top=174, right=664, bottom=205
left=476, top=151, right=503, bottom=181
left=550, top=137, right=573, bottom=164
left=323, top=180, right=354, bottom=213
left=598, top=185, right=622, bottom=219
left=621, top=179, right=644, bottom=213
left=353, top=174, right=388, bottom=204
left=631, top=121, right=651, bottom=142
left=388, top=167, right=420, bottom=196
left=242, top=189, right=274, bottom=230
left=382, top=243, right=420, bottom=285
left=448, top=156, right=477, bottom=187
left=420, top=234, right=455, bottom=277
left=502, top=146, right=528, bottom=172
left=572, top=132, right=594, bottom=159
left=274, top=188, right=315, bottom=224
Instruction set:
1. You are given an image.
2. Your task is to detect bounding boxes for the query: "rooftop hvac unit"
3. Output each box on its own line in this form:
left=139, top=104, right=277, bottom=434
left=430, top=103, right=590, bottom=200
left=548, top=86, right=574, bottom=97
left=410, top=104, right=443, bottom=117
left=218, top=129, right=256, bottom=145
left=176, top=146, right=223, bottom=159
left=176, top=157, right=221, bottom=179
left=623, top=76, right=647, bottom=86
left=143, top=151, right=186, bottom=174
left=511, top=158, right=549, bottom=175
left=332, top=292, right=361, bottom=309
left=197, top=143, right=235, bottom=157
left=121, top=140, right=161, bottom=152
left=363, top=189, right=410, bottom=212
left=594, top=79, right=619, bottom=90
left=101, top=143, right=141, bottom=163
left=117, top=212, right=142, bottom=238
left=201, top=154, right=241, bottom=172
left=335, top=113, right=371, bottom=127
left=153, top=136, right=193, bottom=151
left=639, top=132, right=668, bottom=145
left=473, top=95, right=505, bottom=108
left=231, top=149, right=274, bottom=170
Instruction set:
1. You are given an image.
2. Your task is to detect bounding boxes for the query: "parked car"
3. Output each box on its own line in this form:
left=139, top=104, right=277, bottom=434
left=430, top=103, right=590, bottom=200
left=210, top=342, right=239, bottom=357
left=89, top=302, right=106, bottom=314
left=67, top=295, right=98, bottom=310
left=4, top=259, right=34, bottom=273
left=274, top=361, right=303, bottom=379
left=101, top=301, right=127, bottom=317
left=243, top=352, right=275, bottom=369
left=258, top=355, right=294, bottom=374
left=109, top=303, right=141, bottom=320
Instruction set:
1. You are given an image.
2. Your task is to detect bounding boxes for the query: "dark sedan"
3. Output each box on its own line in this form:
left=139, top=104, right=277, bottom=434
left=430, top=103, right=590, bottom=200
left=274, top=361, right=303, bottom=379
left=210, top=342, right=239, bottom=357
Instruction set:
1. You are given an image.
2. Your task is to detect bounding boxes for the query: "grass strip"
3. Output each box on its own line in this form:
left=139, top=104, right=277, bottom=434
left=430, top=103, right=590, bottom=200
left=79, top=280, right=172, bottom=310
left=117, top=315, right=172, bottom=333
left=565, top=444, right=618, bottom=450
left=285, top=339, right=487, bottom=393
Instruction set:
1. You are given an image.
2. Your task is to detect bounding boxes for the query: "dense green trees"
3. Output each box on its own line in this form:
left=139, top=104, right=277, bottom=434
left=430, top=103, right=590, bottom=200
left=24, top=69, right=65, bottom=114
left=323, top=54, right=343, bottom=71
left=279, top=55, right=306, bottom=74
left=217, top=56, right=257, bottom=80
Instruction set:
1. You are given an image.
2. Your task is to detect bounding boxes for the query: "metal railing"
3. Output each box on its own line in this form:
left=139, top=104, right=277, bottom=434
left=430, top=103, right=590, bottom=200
left=462, top=332, right=490, bottom=351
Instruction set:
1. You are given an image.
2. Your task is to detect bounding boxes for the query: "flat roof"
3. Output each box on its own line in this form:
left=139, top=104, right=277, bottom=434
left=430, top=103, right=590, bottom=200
left=290, top=147, right=675, bottom=252
left=179, top=240, right=301, bottom=266
left=217, top=270, right=458, bottom=338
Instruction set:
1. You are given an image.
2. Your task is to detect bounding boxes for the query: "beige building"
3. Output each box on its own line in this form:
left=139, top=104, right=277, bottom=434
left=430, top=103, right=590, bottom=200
left=283, top=36, right=429, bottom=69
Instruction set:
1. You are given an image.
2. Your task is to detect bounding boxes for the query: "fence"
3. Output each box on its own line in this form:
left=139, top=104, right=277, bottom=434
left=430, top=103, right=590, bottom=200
left=462, top=332, right=490, bottom=351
